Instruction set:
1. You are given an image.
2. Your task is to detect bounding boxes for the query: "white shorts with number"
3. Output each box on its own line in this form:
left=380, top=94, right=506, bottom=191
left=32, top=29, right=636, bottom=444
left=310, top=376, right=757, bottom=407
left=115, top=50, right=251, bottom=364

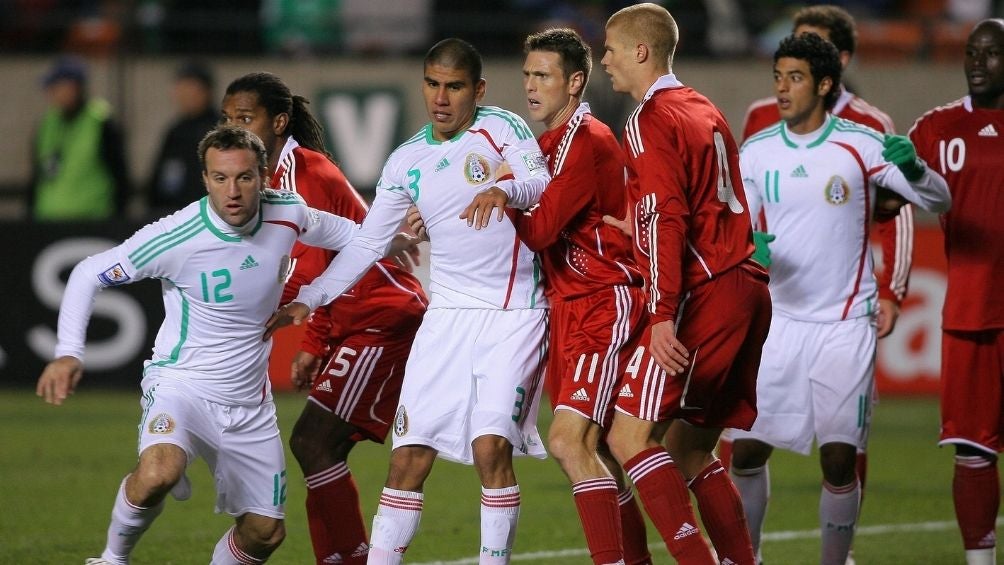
left=138, top=377, right=287, bottom=518
left=730, top=314, right=875, bottom=455
left=391, top=307, right=548, bottom=464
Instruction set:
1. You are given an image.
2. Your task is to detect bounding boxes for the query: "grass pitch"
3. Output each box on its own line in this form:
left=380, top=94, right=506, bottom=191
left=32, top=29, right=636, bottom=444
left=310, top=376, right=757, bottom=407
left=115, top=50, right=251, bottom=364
left=0, top=389, right=986, bottom=564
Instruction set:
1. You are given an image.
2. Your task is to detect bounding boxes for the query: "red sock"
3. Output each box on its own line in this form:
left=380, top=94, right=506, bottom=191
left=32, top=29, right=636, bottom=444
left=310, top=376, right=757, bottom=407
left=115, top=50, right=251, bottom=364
left=953, top=456, right=999, bottom=550
left=618, top=488, right=653, bottom=565
left=718, top=438, right=734, bottom=472
left=856, top=451, right=868, bottom=508
left=689, top=459, right=755, bottom=565
left=623, top=447, right=715, bottom=564
left=573, top=477, right=623, bottom=564
left=304, top=463, right=369, bottom=564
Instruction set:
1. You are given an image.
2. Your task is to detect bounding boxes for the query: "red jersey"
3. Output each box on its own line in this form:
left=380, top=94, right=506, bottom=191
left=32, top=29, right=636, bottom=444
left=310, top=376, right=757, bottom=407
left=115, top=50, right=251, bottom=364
left=909, top=97, right=1004, bottom=330
left=271, top=138, right=427, bottom=350
left=513, top=103, right=643, bottom=301
left=623, top=75, right=757, bottom=324
left=742, top=87, right=911, bottom=304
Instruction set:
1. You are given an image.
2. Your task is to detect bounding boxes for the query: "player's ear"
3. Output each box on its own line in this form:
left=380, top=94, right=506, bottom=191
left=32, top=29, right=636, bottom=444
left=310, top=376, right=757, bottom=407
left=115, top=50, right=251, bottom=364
left=474, top=78, right=487, bottom=102
left=272, top=112, right=289, bottom=136
left=568, top=70, right=585, bottom=97
left=817, top=76, right=833, bottom=98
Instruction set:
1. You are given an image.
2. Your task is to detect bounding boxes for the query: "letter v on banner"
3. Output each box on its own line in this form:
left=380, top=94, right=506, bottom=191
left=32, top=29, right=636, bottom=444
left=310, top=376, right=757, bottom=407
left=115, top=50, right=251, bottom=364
left=318, top=88, right=404, bottom=190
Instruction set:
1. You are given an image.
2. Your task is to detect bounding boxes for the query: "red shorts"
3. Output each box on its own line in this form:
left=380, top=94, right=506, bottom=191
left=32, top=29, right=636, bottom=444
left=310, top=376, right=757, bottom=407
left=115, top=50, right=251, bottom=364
left=615, top=263, right=771, bottom=429
left=940, top=329, right=1004, bottom=453
left=547, top=285, right=648, bottom=427
left=308, top=307, right=424, bottom=443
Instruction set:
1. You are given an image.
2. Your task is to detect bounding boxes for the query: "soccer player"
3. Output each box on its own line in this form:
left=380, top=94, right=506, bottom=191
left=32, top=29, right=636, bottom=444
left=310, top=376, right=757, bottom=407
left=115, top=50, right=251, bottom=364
left=731, top=33, right=951, bottom=565
left=724, top=7, right=914, bottom=499
left=221, top=72, right=428, bottom=565
left=35, top=126, right=384, bottom=565
left=599, top=4, right=770, bottom=564
left=907, top=18, right=1004, bottom=565
left=496, top=28, right=653, bottom=565
left=265, top=38, right=551, bottom=563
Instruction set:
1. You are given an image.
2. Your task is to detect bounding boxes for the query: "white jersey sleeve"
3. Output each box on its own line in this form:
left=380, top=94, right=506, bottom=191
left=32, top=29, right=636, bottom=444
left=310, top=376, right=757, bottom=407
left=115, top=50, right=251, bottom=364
left=739, top=137, right=767, bottom=229
left=481, top=108, right=549, bottom=209
left=868, top=154, right=952, bottom=214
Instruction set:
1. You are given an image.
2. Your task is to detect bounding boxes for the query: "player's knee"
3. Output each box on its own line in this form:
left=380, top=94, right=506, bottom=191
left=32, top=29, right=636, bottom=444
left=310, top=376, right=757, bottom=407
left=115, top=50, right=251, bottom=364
left=386, top=446, right=434, bottom=491
left=130, top=463, right=184, bottom=501
left=954, top=443, right=997, bottom=463
left=237, top=516, right=285, bottom=554
left=730, top=439, right=771, bottom=471
left=819, top=442, right=857, bottom=486
left=547, top=428, right=588, bottom=466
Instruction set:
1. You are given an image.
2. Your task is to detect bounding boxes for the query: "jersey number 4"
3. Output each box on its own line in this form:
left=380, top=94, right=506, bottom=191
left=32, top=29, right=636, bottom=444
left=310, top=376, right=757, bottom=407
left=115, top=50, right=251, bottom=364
left=713, top=131, right=744, bottom=214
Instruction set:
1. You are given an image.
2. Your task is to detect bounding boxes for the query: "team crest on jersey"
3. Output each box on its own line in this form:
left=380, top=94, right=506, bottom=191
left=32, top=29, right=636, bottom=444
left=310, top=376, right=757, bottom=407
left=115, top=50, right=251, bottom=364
left=148, top=413, right=176, bottom=434
left=824, top=175, right=851, bottom=205
left=464, top=153, right=491, bottom=185
left=97, top=263, right=131, bottom=286
left=394, top=405, right=409, bottom=436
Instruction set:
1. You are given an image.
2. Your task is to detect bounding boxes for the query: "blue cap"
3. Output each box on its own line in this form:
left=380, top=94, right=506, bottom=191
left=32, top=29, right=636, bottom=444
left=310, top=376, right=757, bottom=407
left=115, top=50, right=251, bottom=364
left=42, top=56, right=88, bottom=87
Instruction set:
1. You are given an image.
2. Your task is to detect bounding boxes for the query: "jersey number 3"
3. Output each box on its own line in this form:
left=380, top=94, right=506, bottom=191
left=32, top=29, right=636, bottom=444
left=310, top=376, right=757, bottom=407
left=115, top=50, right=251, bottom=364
left=714, top=131, right=744, bottom=214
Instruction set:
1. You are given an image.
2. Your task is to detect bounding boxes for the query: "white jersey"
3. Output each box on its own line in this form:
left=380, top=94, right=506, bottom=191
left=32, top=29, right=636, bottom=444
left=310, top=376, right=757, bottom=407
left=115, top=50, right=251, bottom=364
left=296, top=105, right=552, bottom=311
left=740, top=115, right=950, bottom=322
left=55, top=190, right=358, bottom=405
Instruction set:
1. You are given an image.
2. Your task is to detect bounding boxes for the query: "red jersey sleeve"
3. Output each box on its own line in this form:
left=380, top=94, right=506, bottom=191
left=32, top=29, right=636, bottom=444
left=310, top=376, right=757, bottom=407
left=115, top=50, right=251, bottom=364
left=301, top=303, right=333, bottom=358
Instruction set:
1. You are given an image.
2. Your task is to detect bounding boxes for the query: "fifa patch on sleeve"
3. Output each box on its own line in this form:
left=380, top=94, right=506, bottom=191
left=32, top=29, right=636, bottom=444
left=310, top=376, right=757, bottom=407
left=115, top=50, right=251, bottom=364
left=97, top=263, right=131, bottom=286
left=522, top=151, right=547, bottom=175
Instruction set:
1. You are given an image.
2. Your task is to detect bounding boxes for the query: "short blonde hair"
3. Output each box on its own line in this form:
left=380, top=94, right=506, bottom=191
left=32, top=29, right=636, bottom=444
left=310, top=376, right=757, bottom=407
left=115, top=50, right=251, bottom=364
left=608, top=3, right=679, bottom=68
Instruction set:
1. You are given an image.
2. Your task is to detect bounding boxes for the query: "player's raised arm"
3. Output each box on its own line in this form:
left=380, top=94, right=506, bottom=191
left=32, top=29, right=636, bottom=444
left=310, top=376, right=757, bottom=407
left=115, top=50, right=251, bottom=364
left=877, top=134, right=952, bottom=213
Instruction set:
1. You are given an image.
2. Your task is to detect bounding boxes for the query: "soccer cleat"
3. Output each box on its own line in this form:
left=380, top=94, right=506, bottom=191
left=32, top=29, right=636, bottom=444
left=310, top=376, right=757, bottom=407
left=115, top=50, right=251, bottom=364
left=170, top=472, right=192, bottom=501
left=85, top=559, right=115, bottom=564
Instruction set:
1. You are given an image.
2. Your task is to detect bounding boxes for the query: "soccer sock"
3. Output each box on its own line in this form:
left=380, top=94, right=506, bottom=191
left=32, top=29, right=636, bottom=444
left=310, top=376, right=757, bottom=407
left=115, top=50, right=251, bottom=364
left=717, top=437, right=734, bottom=472
left=953, top=455, right=999, bottom=554
left=304, top=463, right=369, bottom=564
left=212, top=526, right=266, bottom=564
left=819, top=479, right=860, bottom=565
left=618, top=488, right=653, bottom=565
left=689, top=459, right=755, bottom=565
left=368, top=488, right=424, bottom=565
left=623, top=447, right=715, bottom=564
left=730, top=464, right=769, bottom=557
left=572, top=477, right=623, bottom=564
left=101, top=475, right=165, bottom=564
left=480, top=485, right=521, bottom=564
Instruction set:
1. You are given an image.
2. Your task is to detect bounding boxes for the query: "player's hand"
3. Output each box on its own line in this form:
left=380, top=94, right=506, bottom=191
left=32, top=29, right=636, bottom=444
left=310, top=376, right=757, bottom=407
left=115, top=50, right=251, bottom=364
left=751, top=231, right=776, bottom=268
left=876, top=298, right=900, bottom=339
left=882, top=134, right=923, bottom=181
left=649, top=320, right=690, bottom=376
left=36, top=355, right=84, bottom=406
left=264, top=302, right=311, bottom=340
left=290, top=351, right=321, bottom=392
left=387, top=232, right=421, bottom=272
left=602, top=206, right=634, bottom=238
left=874, top=186, right=908, bottom=220
left=406, top=205, right=429, bottom=242
left=460, top=187, right=509, bottom=230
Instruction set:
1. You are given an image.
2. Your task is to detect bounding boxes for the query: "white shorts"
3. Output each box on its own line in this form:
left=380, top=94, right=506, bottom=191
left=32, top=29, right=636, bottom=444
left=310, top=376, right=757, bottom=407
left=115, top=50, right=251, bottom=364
left=392, top=308, right=548, bottom=464
left=138, top=378, right=286, bottom=519
left=730, top=315, right=875, bottom=455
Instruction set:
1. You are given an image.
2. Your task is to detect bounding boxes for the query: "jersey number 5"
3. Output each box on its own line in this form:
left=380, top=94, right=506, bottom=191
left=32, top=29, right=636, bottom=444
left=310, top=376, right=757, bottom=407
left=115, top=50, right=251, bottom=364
left=713, top=131, right=744, bottom=214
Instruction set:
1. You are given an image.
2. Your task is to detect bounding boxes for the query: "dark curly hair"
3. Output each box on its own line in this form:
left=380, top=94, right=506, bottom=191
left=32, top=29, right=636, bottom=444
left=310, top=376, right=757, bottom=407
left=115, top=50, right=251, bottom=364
left=224, top=72, right=333, bottom=163
left=774, top=32, right=842, bottom=111
left=793, top=5, right=857, bottom=56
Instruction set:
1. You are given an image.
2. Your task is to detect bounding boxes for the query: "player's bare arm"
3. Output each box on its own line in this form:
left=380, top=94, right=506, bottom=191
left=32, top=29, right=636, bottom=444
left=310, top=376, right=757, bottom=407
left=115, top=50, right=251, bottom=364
left=460, top=186, right=509, bottom=229
left=648, top=320, right=690, bottom=375
left=36, top=355, right=83, bottom=406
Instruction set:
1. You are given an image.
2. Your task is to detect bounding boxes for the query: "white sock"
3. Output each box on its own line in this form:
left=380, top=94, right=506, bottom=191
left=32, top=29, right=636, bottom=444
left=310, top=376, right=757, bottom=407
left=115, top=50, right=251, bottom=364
left=101, top=476, right=164, bottom=564
left=820, top=479, right=860, bottom=565
left=731, top=463, right=769, bottom=557
left=965, top=547, right=996, bottom=565
left=480, top=485, right=520, bottom=564
left=368, top=488, right=424, bottom=564
left=211, top=526, right=266, bottom=564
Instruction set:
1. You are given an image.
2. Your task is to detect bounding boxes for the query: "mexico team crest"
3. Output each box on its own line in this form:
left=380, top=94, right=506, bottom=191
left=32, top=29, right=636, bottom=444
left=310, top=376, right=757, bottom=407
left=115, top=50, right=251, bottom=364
left=464, top=153, right=490, bottom=185
left=824, top=175, right=851, bottom=205
left=148, top=413, right=176, bottom=434
left=394, top=405, right=409, bottom=436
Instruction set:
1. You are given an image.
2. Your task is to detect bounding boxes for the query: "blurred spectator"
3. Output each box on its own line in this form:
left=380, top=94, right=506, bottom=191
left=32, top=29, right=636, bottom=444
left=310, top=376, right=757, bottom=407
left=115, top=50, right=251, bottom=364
left=28, top=55, right=130, bottom=221
left=147, top=60, right=217, bottom=217
left=261, top=0, right=342, bottom=56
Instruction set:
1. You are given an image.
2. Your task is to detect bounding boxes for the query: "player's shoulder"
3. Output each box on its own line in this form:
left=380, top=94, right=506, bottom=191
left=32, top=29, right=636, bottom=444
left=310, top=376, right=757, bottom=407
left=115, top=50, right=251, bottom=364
left=261, top=188, right=306, bottom=206
left=740, top=122, right=785, bottom=152
left=474, top=105, right=535, bottom=140
left=387, top=127, right=429, bottom=161
left=843, top=95, right=896, bottom=133
left=911, top=97, right=969, bottom=131
left=830, top=115, right=884, bottom=143
left=125, top=200, right=205, bottom=268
